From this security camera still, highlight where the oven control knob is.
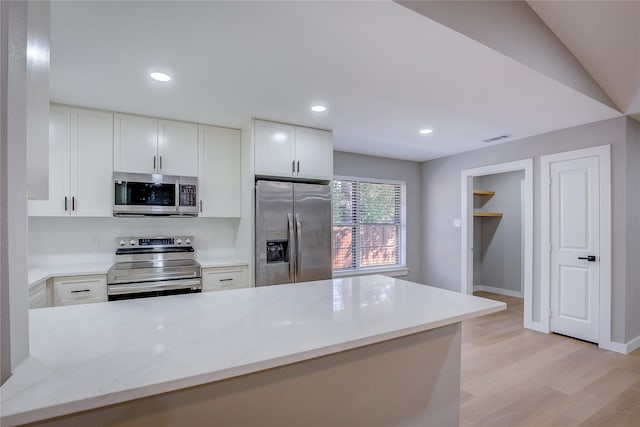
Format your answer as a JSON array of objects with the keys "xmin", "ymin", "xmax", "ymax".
[
  {"xmin": 129, "ymin": 239, "xmax": 136, "ymax": 246},
  {"xmin": 185, "ymin": 238, "xmax": 191, "ymax": 245},
  {"xmin": 176, "ymin": 238, "xmax": 183, "ymax": 245},
  {"xmin": 119, "ymin": 239, "xmax": 126, "ymax": 246}
]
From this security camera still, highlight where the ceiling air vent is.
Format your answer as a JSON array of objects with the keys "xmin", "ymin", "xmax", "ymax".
[{"xmin": 482, "ymin": 134, "xmax": 512, "ymax": 143}]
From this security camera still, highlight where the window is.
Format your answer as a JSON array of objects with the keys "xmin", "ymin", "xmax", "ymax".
[{"xmin": 332, "ymin": 176, "xmax": 406, "ymax": 273}]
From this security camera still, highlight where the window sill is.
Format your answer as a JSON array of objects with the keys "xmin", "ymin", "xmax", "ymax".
[{"xmin": 333, "ymin": 266, "xmax": 409, "ymax": 279}]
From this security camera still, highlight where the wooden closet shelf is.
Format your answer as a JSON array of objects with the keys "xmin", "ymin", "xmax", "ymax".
[
  {"xmin": 473, "ymin": 212, "xmax": 503, "ymax": 217},
  {"xmin": 473, "ymin": 190, "xmax": 496, "ymax": 196}
]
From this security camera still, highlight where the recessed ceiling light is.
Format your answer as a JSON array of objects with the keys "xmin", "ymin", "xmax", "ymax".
[
  {"xmin": 150, "ymin": 72, "xmax": 171, "ymax": 82},
  {"xmin": 311, "ymin": 105, "xmax": 327, "ymax": 112},
  {"xmin": 419, "ymin": 129, "xmax": 433, "ymax": 134}
]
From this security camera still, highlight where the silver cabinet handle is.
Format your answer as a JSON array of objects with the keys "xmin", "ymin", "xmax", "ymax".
[
  {"xmin": 64, "ymin": 196, "xmax": 68, "ymax": 211},
  {"xmin": 72, "ymin": 196, "xmax": 76, "ymax": 211},
  {"xmin": 70, "ymin": 289, "xmax": 90, "ymax": 294},
  {"xmin": 296, "ymin": 160, "xmax": 300, "ymax": 174},
  {"xmin": 160, "ymin": 156, "xmax": 163, "ymax": 170},
  {"xmin": 288, "ymin": 213, "xmax": 294, "ymax": 282},
  {"xmin": 219, "ymin": 278, "xmax": 233, "ymax": 282},
  {"xmin": 295, "ymin": 213, "xmax": 302, "ymax": 281},
  {"xmin": 292, "ymin": 160, "xmax": 296, "ymax": 174},
  {"xmin": 153, "ymin": 156, "xmax": 156, "ymax": 170}
]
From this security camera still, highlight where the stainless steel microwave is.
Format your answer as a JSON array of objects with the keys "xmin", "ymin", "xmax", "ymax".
[{"xmin": 113, "ymin": 172, "xmax": 198, "ymax": 217}]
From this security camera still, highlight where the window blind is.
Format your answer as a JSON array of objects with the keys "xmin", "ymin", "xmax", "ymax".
[{"xmin": 332, "ymin": 178, "xmax": 406, "ymax": 271}]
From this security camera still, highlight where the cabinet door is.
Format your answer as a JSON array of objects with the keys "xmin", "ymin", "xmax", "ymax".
[
  {"xmin": 71, "ymin": 108, "xmax": 114, "ymax": 216},
  {"xmin": 294, "ymin": 127, "xmax": 333, "ymax": 181},
  {"xmin": 158, "ymin": 119, "xmax": 198, "ymax": 176},
  {"xmin": 254, "ymin": 120, "xmax": 295, "ymax": 178},
  {"xmin": 113, "ymin": 113, "xmax": 158, "ymax": 174},
  {"xmin": 53, "ymin": 275, "xmax": 107, "ymax": 306},
  {"xmin": 28, "ymin": 105, "xmax": 71, "ymax": 216},
  {"xmin": 198, "ymin": 125, "xmax": 241, "ymax": 217},
  {"xmin": 202, "ymin": 266, "xmax": 248, "ymax": 292}
]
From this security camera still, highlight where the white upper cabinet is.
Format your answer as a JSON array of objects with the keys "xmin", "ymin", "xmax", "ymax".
[
  {"xmin": 158, "ymin": 119, "xmax": 198, "ymax": 176},
  {"xmin": 198, "ymin": 125, "xmax": 241, "ymax": 217},
  {"xmin": 114, "ymin": 114, "xmax": 198, "ymax": 176},
  {"xmin": 29, "ymin": 105, "xmax": 113, "ymax": 217},
  {"xmin": 294, "ymin": 127, "xmax": 333, "ymax": 181},
  {"xmin": 254, "ymin": 119, "xmax": 332, "ymax": 181},
  {"xmin": 113, "ymin": 114, "xmax": 157, "ymax": 174},
  {"xmin": 29, "ymin": 105, "xmax": 70, "ymax": 216},
  {"xmin": 254, "ymin": 121, "xmax": 296, "ymax": 178},
  {"xmin": 72, "ymin": 108, "xmax": 114, "ymax": 216}
]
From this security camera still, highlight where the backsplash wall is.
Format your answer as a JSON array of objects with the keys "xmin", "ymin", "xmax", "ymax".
[{"xmin": 28, "ymin": 217, "xmax": 244, "ymax": 265}]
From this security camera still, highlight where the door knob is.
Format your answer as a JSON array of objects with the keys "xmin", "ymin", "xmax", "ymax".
[{"xmin": 577, "ymin": 255, "xmax": 597, "ymax": 262}]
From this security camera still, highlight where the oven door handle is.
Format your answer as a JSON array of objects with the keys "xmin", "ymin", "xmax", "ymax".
[{"xmin": 107, "ymin": 279, "xmax": 202, "ymax": 296}]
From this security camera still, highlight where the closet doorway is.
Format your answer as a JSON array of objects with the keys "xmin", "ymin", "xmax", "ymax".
[{"xmin": 461, "ymin": 159, "xmax": 535, "ymax": 329}]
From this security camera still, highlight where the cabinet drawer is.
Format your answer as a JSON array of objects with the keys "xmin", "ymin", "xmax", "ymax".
[
  {"xmin": 53, "ymin": 275, "xmax": 107, "ymax": 306},
  {"xmin": 202, "ymin": 266, "xmax": 248, "ymax": 292}
]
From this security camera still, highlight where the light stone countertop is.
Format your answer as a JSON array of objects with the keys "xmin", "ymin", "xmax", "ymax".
[
  {"xmin": 27, "ymin": 258, "xmax": 249, "ymax": 288},
  {"xmin": 2, "ymin": 275, "xmax": 505, "ymax": 426},
  {"xmin": 28, "ymin": 263, "xmax": 114, "ymax": 288}
]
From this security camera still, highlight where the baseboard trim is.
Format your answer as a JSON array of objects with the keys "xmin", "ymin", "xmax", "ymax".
[
  {"xmin": 624, "ymin": 335, "xmax": 640, "ymax": 354},
  {"xmin": 473, "ymin": 285, "xmax": 523, "ymax": 298},
  {"xmin": 599, "ymin": 340, "xmax": 627, "ymax": 354}
]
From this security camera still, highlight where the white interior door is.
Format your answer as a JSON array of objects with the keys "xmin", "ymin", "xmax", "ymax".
[{"xmin": 549, "ymin": 156, "xmax": 600, "ymax": 343}]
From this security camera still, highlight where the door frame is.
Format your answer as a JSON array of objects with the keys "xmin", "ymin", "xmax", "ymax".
[
  {"xmin": 461, "ymin": 159, "xmax": 534, "ymax": 329},
  {"xmin": 540, "ymin": 145, "xmax": 614, "ymax": 351}
]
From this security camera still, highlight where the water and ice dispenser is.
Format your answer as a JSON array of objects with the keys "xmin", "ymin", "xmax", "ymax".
[{"xmin": 265, "ymin": 230, "xmax": 289, "ymax": 264}]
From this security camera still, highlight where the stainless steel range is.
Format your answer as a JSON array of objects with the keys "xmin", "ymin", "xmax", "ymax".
[{"xmin": 107, "ymin": 236, "xmax": 202, "ymax": 301}]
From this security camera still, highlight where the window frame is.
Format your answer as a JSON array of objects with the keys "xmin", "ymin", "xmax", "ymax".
[{"xmin": 331, "ymin": 175, "xmax": 407, "ymax": 277}]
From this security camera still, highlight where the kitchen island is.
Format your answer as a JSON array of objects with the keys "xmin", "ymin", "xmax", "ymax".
[{"xmin": 1, "ymin": 275, "xmax": 504, "ymax": 426}]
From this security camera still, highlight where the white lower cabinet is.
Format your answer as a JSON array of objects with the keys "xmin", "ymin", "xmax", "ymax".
[
  {"xmin": 29, "ymin": 281, "xmax": 50, "ymax": 309},
  {"xmin": 53, "ymin": 275, "xmax": 107, "ymax": 306},
  {"xmin": 202, "ymin": 266, "xmax": 249, "ymax": 292}
]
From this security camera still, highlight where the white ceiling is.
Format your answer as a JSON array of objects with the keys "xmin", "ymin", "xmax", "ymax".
[
  {"xmin": 49, "ymin": 1, "xmax": 623, "ymax": 162},
  {"xmin": 529, "ymin": 0, "xmax": 640, "ymax": 121}
]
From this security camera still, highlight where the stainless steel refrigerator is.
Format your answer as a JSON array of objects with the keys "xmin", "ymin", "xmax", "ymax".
[{"xmin": 255, "ymin": 180, "xmax": 332, "ymax": 286}]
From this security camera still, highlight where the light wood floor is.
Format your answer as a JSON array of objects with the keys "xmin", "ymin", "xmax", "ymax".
[{"xmin": 461, "ymin": 292, "xmax": 640, "ymax": 427}]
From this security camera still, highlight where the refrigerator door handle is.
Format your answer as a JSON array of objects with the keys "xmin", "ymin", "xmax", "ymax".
[
  {"xmin": 295, "ymin": 213, "xmax": 302, "ymax": 281},
  {"xmin": 288, "ymin": 213, "xmax": 295, "ymax": 282}
]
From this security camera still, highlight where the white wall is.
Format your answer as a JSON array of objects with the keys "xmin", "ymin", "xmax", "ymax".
[
  {"xmin": 421, "ymin": 117, "xmax": 629, "ymax": 343},
  {"xmin": 333, "ymin": 151, "xmax": 422, "ymax": 283},
  {"xmin": 473, "ymin": 170, "xmax": 524, "ymax": 295},
  {"xmin": 626, "ymin": 118, "xmax": 640, "ymax": 343},
  {"xmin": 1, "ymin": 0, "xmax": 30, "ymax": 383},
  {"xmin": 28, "ymin": 217, "xmax": 245, "ymax": 265}
]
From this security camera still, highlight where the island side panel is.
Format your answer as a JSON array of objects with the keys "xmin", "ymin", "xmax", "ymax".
[{"xmin": 26, "ymin": 324, "xmax": 461, "ymax": 427}]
